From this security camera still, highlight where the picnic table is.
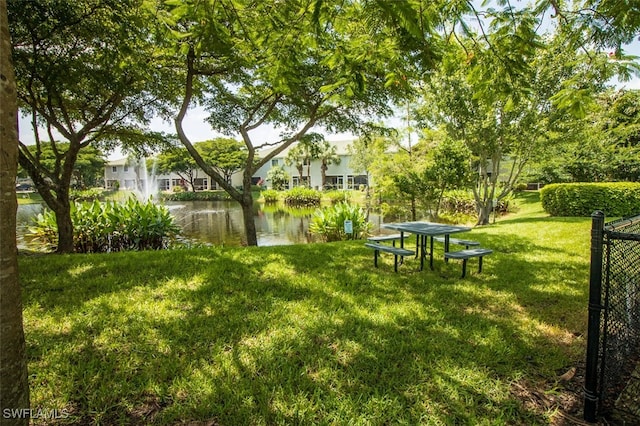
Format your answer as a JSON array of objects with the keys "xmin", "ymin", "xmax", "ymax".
[{"xmin": 382, "ymin": 221, "xmax": 472, "ymax": 271}]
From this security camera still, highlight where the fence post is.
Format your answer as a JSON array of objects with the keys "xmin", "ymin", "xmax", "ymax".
[{"xmin": 584, "ymin": 210, "xmax": 605, "ymax": 422}]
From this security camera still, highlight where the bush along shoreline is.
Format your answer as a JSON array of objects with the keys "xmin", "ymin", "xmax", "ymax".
[{"xmin": 27, "ymin": 198, "xmax": 180, "ymax": 253}]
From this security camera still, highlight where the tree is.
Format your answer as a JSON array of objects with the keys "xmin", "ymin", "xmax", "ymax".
[
  {"xmin": 415, "ymin": 12, "xmax": 626, "ymax": 224},
  {"xmin": 597, "ymin": 90, "xmax": 640, "ymax": 181},
  {"xmin": 22, "ymin": 143, "xmax": 106, "ymax": 190},
  {"xmin": 284, "ymin": 134, "xmax": 324, "ymax": 187},
  {"xmin": 160, "ymin": 0, "xmax": 412, "ymax": 245},
  {"xmin": 426, "ymin": 137, "xmax": 472, "ymax": 219},
  {"xmin": 318, "ymin": 140, "xmax": 341, "ymax": 189},
  {"xmin": 348, "ymin": 134, "xmax": 389, "ymax": 201},
  {"xmin": 9, "ymin": 0, "xmax": 170, "ymax": 252},
  {"xmin": 156, "ymin": 146, "xmax": 199, "ymax": 191},
  {"xmin": 284, "ymin": 143, "xmax": 307, "ymax": 187},
  {"xmin": 266, "ymin": 165, "xmax": 290, "ymax": 191},
  {"xmin": 196, "ymin": 138, "xmax": 248, "ymax": 185},
  {"xmin": 72, "ymin": 145, "xmax": 106, "ymax": 189},
  {"xmin": 0, "ymin": 0, "xmax": 30, "ymax": 421}
]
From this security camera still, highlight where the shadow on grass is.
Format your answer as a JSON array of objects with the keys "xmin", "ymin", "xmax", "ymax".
[{"xmin": 20, "ymin": 233, "xmax": 590, "ymax": 424}]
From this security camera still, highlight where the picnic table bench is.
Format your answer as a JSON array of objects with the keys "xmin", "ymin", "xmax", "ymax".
[
  {"xmin": 444, "ymin": 248, "xmax": 493, "ymax": 278},
  {"xmin": 367, "ymin": 234, "xmax": 407, "ymax": 247},
  {"xmin": 433, "ymin": 236, "xmax": 480, "ymax": 249},
  {"xmin": 364, "ymin": 242, "xmax": 414, "ymax": 272}
]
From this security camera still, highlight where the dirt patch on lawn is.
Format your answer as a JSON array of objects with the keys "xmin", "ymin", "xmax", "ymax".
[{"xmin": 511, "ymin": 360, "xmax": 640, "ymax": 426}]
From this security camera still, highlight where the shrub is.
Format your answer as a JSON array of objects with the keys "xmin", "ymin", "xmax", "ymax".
[
  {"xmin": 324, "ymin": 190, "xmax": 352, "ymax": 204},
  {"xmin": 70, "ymin": 188, "xmax": 105, "ymax": 202},
  {"xmin": 164, "ymin": 190, "xmax": 233, "ymax": 201},
  {"xmin": 514, "ymin": 183, "xmax": 528, "ymax": 192},
  {"xmin": 540, "ymin": 182, "xmax": 640, "ymax": 217},
  {"xmin": 309, "ymin": 202, "xmax": 371, "ymax": 242},
  {"xmin": 28, "ymin": 198, "xmax": 180, "ymax": 253},
  {"xmin": 440, "ymin": 190, "xmax": 477, "ymax": 216},
  {"xmin": 283, "ymin": 187, "xmax": 321, "ymax": 206},
  {"xmin": 261, "ymin": 189, "xmax": 279, "ymax": 203}
]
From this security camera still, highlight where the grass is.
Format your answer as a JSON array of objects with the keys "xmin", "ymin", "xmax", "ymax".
[
  {"xmin": 17, "ymin": 192, "xmax": 44, "ymax": 205},
  {"xmin": 19, "ymin": 192, "xmax": 592, "ymax": 425}
]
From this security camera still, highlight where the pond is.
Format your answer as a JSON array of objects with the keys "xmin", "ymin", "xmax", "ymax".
[{"xmin": 16, "ymin": 200, "xmax": 384, "ymax": 248}]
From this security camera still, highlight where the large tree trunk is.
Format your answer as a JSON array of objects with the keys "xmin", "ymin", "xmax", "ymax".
[
  {"xmin": 53, "ymin": 192, "xmax": 74, "ymax": 253},
  {"xmin": 0, "ymin": 0, "xmax": 31, "ymax": 421},
  {"xmin": 476, "ymin": 202, "xmax": 493, "ymax": 225},
  {"xmin": 240, "ymin": 177, "xmax": 258, "ymax": 246}
]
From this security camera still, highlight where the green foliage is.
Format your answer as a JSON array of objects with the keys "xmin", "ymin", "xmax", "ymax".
[
  {"xmin": 440, "ymin": 190, "xmax": 477, "ymax": 216},
  {"xmin": 196, "ymin": 138, "xmax": 248, "ymax": 183},
  {"xmin": 283, "ymin": 187, "xmax": 321, "ymax": 207},
  {"xmin": 260, "ymin": 189, "xmax": 279, "ymax": 203},
  {"xmin": 155, "ymin": 146, "xmax": 199, "ymax": 190},
  {"xmin": 69, "ymin": 188, "xmax": 106, "ymax": 202},
  {"xmin": 265, "ymin": 165, "xmax": 290, "ymax": 191},
  {"xmin": 540, "ymin": 182, "xmax": 640, "ymax": 216},
  {"xmin": 28, "ymin": 198, "xmax": 180, "ymax": 253},
  {"xmin": 164, "ymin": 190, "xmax": 233, "ymax": 201},
  {"xmin": 324, "ymin": 190, "xmax": 352, "ymax": 204},
  {"xmin": 309, "ymin": 202, "xmax": 371, "ymax": 241}
]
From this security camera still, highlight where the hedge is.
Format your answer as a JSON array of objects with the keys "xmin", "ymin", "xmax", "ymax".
[{"xmin": 540, "ymin": 182, "xmax": 640, "ymax": 217}]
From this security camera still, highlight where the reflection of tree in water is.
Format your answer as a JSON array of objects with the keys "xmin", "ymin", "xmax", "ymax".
[{"xmin": 17, "ymin": 200, "xmax": 382, "ymax": 247}]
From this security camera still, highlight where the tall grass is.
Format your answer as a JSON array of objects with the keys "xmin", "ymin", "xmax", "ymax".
[
  {"xmin": 309, "ymin": 201, "xmax": 371, "ymax": 241},
  {"xmin": 27, "ymin": 198, "xmax": 179, "ymax": 253},
  {"xmin": 20, "ymin": 192, "xmax": 592, "ymax": 424}
]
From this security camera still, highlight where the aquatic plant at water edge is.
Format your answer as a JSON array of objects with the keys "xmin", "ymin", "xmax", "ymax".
[
  {"xmin": 324, "ymin": 190, "xmax": 352, "ymax": 204},
  {"xmin": 261, "ymin": 189, "xmax": 279, "ymax": 203},
  {"xmin": 309, "ymin": 202, "xmax": 371, "ymax": 242},
  {"xmin": 27, "ymin": 198, "xmax": 180, "ymax": 253},
  {"xmin": 284, "ymin": 187, "xmax": 321, "ymax": 206}
]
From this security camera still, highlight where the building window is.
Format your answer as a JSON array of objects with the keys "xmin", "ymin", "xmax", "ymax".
[
  {"xmin": 158, "ymin": 179, "xmax": 170, "ymax": 191},
  {"xmin": 123, "ymin": 165, "xmax": 129, "ymax": 172},
  {"xmin": 292, "ymin": 176, "xmax": 309, "ymax": 187},
  {"xmin": 271, "ymin": 159, "xmax": 279, "ymax": 166},
  {"xmin": 106, "ymin": 180, "xmax": 119, "ymax": 189},
  {"xmin": 124, "ymin": 179, "xmax": 136, "ymax": 190},
  {"xmin": 324, "ymin": 176, "xmax": 344, "ymax": 190},
  {"xmin": 193, "ymin": 178, "xmax": 208, "ymax": 191},
  {"xmin": 171, "ymin": 178, "xmax": 186, "ymax": 189},
  {"xmin": 112, "ymin": 166, "xmax": 117, "ymax": 172},
  {"xmin": 347, "ymin": 175, "xmax": 368, "ymax": 190}
]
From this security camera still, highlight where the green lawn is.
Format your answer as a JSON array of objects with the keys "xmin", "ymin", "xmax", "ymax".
[{"xmin": 19, "ymin": 192, "xmax": 592, "ymax": 425}]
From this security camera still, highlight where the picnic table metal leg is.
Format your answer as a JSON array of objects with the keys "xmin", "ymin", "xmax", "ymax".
[
  {"xmin": 444, "ymin": 234, "xmax": 450, "ymax": 263},
  {"xmin": 398, "ymin": 231, "xmax": 405, "ymax": 266},
  {"xmin": 429, "ymin": 236, "xmax": 435, "ymax": 270},
  {"xmin": 374, "ymin": 249, "xmax": 379, "ymax": 268},
  {"xmin": 419, "ymin": 235, "xmax": 425, "ymax": 271},
  {"xmin": 461, "ymin": 258, "xmax": 467, "ymax": 278},
  {"xmin": 478, "ymin": 256, "xmax": 483, "ymax": 273}
]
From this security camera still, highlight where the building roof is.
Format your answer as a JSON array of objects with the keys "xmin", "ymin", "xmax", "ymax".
[
  {"xmin": 257, "ymin": 138, "xmax": 356, "ymax": 159},
  {"xmin": 107, "ymin": 158, "xmax": 129, "ymax": 166},
  {"xmin": 106, "ymin": 139, "xmax": 358, "ymax": 167}
]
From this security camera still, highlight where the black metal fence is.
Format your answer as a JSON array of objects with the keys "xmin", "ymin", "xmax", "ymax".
[{"xmin": 584, "ymin": 211, "xmax": 640, "ymax": 422}]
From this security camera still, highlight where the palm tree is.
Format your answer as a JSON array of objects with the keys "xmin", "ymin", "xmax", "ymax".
[
  {"xmin": 284, "ymin": 144, "xmax": 306, "ymax": 186},
  {"xmin": 318, "ymin": 141, "xmax": 341, "ymax": 189}
]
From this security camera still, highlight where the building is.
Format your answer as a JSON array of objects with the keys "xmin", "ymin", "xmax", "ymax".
[
  {"xmin": 104, "ymin": 139, "xmax": 369, "ymax": 192},
  {"xmin": 254, "ymin": 139, "xmax": 368, "ymax": 190}
]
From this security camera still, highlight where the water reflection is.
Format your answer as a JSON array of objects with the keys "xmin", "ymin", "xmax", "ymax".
[{"xmin": 17, "ymin": 200, "xmax": 383, "ymax": 248}]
